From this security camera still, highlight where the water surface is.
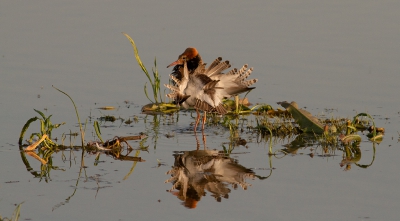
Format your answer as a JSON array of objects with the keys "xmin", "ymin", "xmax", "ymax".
[{"xmin": 1, "ymin": 1, "xmax": 399, "ymax": 220}]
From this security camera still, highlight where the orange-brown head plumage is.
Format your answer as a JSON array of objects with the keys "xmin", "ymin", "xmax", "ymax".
[
  {"xmin": 167, "ymin": 47, "xmax": 203, "ymax": 83},
  {"xmin": 167, "ymin": 47, "xmax": 200, "ymax": 68}
]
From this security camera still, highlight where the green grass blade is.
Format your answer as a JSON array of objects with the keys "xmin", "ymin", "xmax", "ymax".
[
  {"xmin": 122, "ymin": 32, "xmax": 162, "ymax": 104},
  {"xmin": 34, "ymin": 109, "xmax": 46, "ymax": 120},
  {"xmin": 122, "ymin": 32, "xmax": 153, "ymax": 85},
  {"xmin": 264, "ymin": 127, "xmax": 273, "ymax": 155},
  {"xmin": 153, "ymin": 57, "xmax": 162, "ymax": 103},
  {"xmin": 19, "ymin": 117, "xmax": 39, "ymax": 145},
  {"xmin": 44, "ymin": 115, "xmax": 52, "ymax": 127},
  {"xmin": 94, "ymin": 121, "xmax": 104, "ymax": 143},
  {"xmin": 143, "ymin": 82, "xmax": 154, "ymax": 103},
  {"xmin": 52, "ymin": 85, "xmax": 85, "ymax": 147},
  {"xmin": 39, "ymin": 119, "xmax": 45, "ymax": 135},
  {"xmin": 44, "ymin": 115, "xmax": 53, "ymax": 138}
]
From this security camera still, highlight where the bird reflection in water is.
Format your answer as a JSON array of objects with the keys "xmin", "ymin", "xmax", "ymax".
[{"xmin": 165, "ymin": 131, "xmax": 256, "ymax": 209}]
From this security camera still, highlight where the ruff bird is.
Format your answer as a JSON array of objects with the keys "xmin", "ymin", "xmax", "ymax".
[{"xmin": 165, "ymin": 48, "xmax": 257, "ymax": 131}]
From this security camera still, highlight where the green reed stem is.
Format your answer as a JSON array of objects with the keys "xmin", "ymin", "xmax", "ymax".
[
  {"xmin": 52, "ymin": 85, "xmax": 85, "ymax": 147},
  {"xmin": 122, "ymin": 32, "xmax": 162, "ymax": 103}
]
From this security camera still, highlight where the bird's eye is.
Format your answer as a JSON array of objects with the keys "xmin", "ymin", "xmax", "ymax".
[{"xmin": 181, "ymin": 55, "xmax": 187, "ymax": 61}]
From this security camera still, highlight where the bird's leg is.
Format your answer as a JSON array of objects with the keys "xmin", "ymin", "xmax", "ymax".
[
  {"xmin": 201, "ymin": 111, "xmax": 207, "ymax": 131},
  {"xmin": 194, "ymin": 109, "xmax": 201, "ymax": 132},
  {"xmin": 201, "ymin": 129, "xmax": 207, "ymax": 150},
  {"xmin": 194, "ymin": 130, "xmax": 200, "ymax": 150}
]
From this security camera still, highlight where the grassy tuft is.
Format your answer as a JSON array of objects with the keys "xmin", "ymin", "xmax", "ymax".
[{"xmin": 122, "ymin": 32, "xmax": 163, "ymax": 104}]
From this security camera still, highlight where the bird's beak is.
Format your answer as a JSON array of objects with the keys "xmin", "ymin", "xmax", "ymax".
[{"xmin": 167, "ymin": 59, "xmax": 183, "ymax": 68}]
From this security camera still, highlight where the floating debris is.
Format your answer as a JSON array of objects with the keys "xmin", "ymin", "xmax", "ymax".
[
  {"xmin": 97, "ymin": 106, "xmax": 116, "ymax": 110},
  {"xmin": 98, "ymin": 115, "xmax": 117, "ymax": 122},
  {"xmin": 278, "ymin": 101, "xmax": 324, "ymax": 134}
]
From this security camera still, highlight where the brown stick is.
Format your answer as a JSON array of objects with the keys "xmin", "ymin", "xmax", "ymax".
[
  {"xmin": 25, "ymin": 134, "xmax": 48, "ymax": 151},
  {"xmin": 119, "ymin": 134, "xmax": 147, "ymax": 141}
]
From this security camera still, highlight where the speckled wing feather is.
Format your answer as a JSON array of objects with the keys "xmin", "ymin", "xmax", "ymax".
[
  {"xmin": 206, "ymin": 60, "xmax": 231, "ymax": 77},
  {"xmin": 164, "ymin": 84, "xmax": 179, "ymax": 93},
  {"xmin": 205, "ymin": 57, "xmax": 222, "ymax": 73}
]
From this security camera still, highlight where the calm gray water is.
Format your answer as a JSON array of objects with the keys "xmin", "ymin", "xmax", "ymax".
[{"xmin": 1, "ymin": 1, "xmax": 399, "ymax": 220}]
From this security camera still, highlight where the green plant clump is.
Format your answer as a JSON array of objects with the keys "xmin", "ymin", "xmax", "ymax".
[{"xmin": 122, "ymin": 32, "xmax": 163, "ymax": 104}]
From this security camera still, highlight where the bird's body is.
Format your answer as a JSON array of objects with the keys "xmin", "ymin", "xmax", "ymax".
[{"xmin": 165, "ymin": 48, "xmax": 257, "ymax": 131}]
